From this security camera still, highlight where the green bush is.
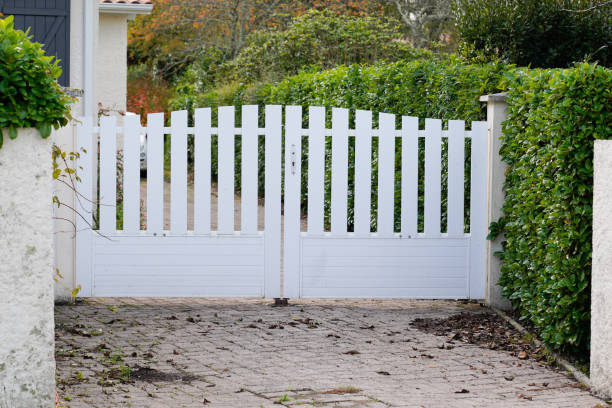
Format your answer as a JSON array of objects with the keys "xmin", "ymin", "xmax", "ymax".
[
  {"xmin": 192, "ymin": 9, "xmax": 429, "ymax": 85},
  {"xmin": 0, "ymin": 16, "xmax": 72, "ymax": 147},
  {"xmin": 496, "ymin": 63, "xmax": 612, "ymax": 356},
  {"xmin": 453, "ymin": 0, "xmax": 612, "ymax": 68}
]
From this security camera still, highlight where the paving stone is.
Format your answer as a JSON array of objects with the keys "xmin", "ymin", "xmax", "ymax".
[{"xmin": 55, "ymin": 299, "xmax": 608, "ymax": 407}]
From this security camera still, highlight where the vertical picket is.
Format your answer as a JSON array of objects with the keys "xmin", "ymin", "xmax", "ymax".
[
  {"xmin": 447, "ymin": 120, "xmax": 465, "ymax": 236},
  {"xmin": 401, "ymin": 116, "xmax": 419, "ymax": 238},
  {"xmin": 469, "ymin": 121, "xmax": 489, "ymax": 299},
  {"xmin": 424, "ymin": 118, "xmax": 442, "ymax": 236},
  {"xmin": 194, "ymin": 108, "xmax": 212, "ymax": 234},
  {"xmin": 75, "ymin": 117, "xmax": 94, "ymax": 296},
  {"xmin": 354, "ymin": 110, "xmax": 372, "ymax": 236},
  {"xmin": 99, "ymin": 115, "xmax": 117, "ymax": 233},
  {"xmin": 307, "ymin": 106, "xmax": 326, "ymax": 235},
  {"xmin": 170, "ymin": 110, "xmax": 188, "ymax": 234},
  {"xmin": 284, "ymin": 106, "xmax": 302, "ymax": 299},
  {"xmin": 122, "ymin": 114, "xmax": 141, "ymax": 233},
  {"xmin": 377, "ymin": 113, "xmax": 396, "ymax": 236},
  {"xmin": 146, "ymin": 113, "xmax": 164, "ymax": 234},
  {"xmin": 264, "ymin": 105, "xmax": 282, "ymax": 298},
  {"xmin": 241, "ymin": 105, "xmax": 259, "ymax": 234},
  {"xmin": 331, "ymin": 108, "xmax": 349, "ymax": 235},
  {"xmin": 217, "ymin": 106, "xmax": 235, "ymax": 234}
]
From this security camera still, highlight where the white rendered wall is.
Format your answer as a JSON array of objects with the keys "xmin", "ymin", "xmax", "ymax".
[
  {"xmin": 96, "ymin": 13, "xmax": 128, "ymax": 116},
  {"xmin": 54, "ymin": 1, "xmax": 99, "ymax": 300},
  {"xmin": 0, "ymin": 129, "xmax": 55, "ymax": 407},
  {"xmin": 591, "ymin": 140, "xmax": 612, "ymax": 400}
]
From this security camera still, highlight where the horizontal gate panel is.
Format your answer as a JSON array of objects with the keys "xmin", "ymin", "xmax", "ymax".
[
  {"xmin": 300, "ymin": 237, "xmax": 469, "ymax": 299},
  {"xmin": 89, "ymin": 233, "xmax": 264, "ymax": 297}
]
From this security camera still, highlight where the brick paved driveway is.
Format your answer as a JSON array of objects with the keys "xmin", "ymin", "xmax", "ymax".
[{"xmin": 55, "ymin": 299, "xmax": 607, "ymax": 408}]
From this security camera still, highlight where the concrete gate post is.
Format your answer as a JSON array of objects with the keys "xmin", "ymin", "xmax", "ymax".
[
  {"xmin": 0, "ymin": 129, "xmax": 56, "ymax": 407},
  {"xmin": 591, "ymin": 140, "xmax": 612, "ymax": 400},
  {"xmin": 480, "ymin": 93, "xmax": 512, "ymax": 311}
]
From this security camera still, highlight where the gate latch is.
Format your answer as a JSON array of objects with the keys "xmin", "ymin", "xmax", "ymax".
[{"xmin": 290, "ymin": 144, "xmax": 297, "ymax": 175}]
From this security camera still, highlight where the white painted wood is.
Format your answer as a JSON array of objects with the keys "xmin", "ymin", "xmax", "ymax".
[
  {"xmin": 241, "ymin": 105, "xmax": 259, "ymax": 234},
  {"xmin": 447, "ymin": 120, "xmax": 465, "ymax": 236},
  {"xmin": 99, "ymin": 115, "xmax": 117, "ymax": 233},
  {"xmin": 194, "ymin": 108, "xmax": 212, "ymax": 234},
  {"xmin": 300, "ymin": 237, "xmax": 469, "ymax": 298},
  {"xmin": 401, "ymin": 116, "xmax": 419, "ymax": 237},
  {"xmin": 217, "ymin": 106, "xmax": 235, "ymax": 234},
  {"xmin": 354, "ymin": 110, "xmax": 372, "ymax": 236},
  {"xmin": 146, "ymin": 113, "xmax": 165, "ymax": 234},
  {"xmin": 90, "ymin": 232, "xmax": 265, "ymax": 297},
  {"xmin": 283, "ymin": 106, "xmax": 302, "ymax": 299},
  {"xmin": 377, "ymin": 112, "xmax": 395, "ymax": 236},
  {"xmin": 469, "ymin": 121, "xmax": 489, "ymax": 299},
  {"xmin": 170, "ymin": 110, "xmax": 188, "ymax": 234},
  {"xmin": 424, "ymin": 118, "xmax": 442, "ymax": 236},
  {"xmin": 75, "ymin": 117, "xmax": 94, "ymax": 296},
  {"xmin": 331, "ymin": 108, "xmax": 349, "ymax": 235},
  {"xmin": 264, "ymin": 105, "xmax": 282, "ymax": 298},
  {"xmin": 122, "ymin": 114, "xmax": 141, "ymax": 233},
  {"xmin": 307, "ymin": 106, "xmax": 326, "ymax": 235}
]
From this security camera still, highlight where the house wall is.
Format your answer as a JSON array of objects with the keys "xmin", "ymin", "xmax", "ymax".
[
  {"xmin": 54, "ymin": 0, "xmax": 99, "ymax": 300},
  {"xmin": 96, "ymin": 13, "xmax": 129, "ymax": 117}
]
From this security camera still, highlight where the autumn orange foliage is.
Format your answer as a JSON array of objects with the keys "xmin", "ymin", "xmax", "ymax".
[{"xmin": 126, "ymin": 70, "xmax": 173, "ymax": 122}]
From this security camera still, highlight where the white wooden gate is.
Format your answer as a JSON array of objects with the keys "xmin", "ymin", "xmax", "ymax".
[{"xmin": 75, "ymin": 105, "xmax": 488, "ymax": 299}]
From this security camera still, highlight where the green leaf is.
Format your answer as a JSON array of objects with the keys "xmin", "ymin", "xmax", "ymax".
[
  {"xmin": 8, "ymin": 127, "xmax": 17, "ymax": 140},
  {"xmin": 39, "ymin": 123, "xmax": 51, "ymax": 138}
]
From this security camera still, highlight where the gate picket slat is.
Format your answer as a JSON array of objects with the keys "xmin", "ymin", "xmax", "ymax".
[
  {"xmin": 218, "ymin": 106, "xmax": 235, "ymax": 234},
  {"xmin": 99, "ymin": 115, "xmax": 117, "ymax": 233},
  {"xmin": 170, "ymin": 110, "xmax": 188, "ymax": 234},
  {"xmin": 331, "ymin": 108, "xmax": 349, "ymax": 235},
  {"xmin": 424, "ymin": 118, "xmax": 442, "ymax": 236},
  {"xmin": 284, "ymin": 106, "xmax": 302, "ymax": 298},
  {"xmin": 307, "ymin": 106, "xmax": 326, "ymax": 235},
  {"xmin": 469, "ymin": 121, "xmax": 488, "ymax": 299},
  {"xmin": 122, "ymin": 114, "xmax": 141, "ymax": 233},
  {"xmin": 264, "ymin": 105, "xmax": 282, "ymax": 298},
  {"xmin": 146, "ymin": 113, "xmax": 165, "ymax": 234},
  {"xmin": 194, "ymin": 108, "xmax": 212, "ymax": 234},
  {"xmin": 354, "ymin": 110, "xmax": 372, "ymax": 236},
  {"xmin": 401, "ymin": 116, "xmax": 419, "ymax": 237},
  {"xmin": 241, "ymin": 105, "xmax": 258, "ymax": 234},
  {"xmin": 377, "ymin": 113, "xmax": 395, "ymax": 236},
  {"xmin": 448, "ymin": 120, "xmax": 465, "ymax": 236}
]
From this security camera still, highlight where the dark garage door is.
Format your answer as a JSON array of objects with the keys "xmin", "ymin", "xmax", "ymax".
[{"xmin": 1, "ymin": 0, "xmax": 70, "ymax": 86}]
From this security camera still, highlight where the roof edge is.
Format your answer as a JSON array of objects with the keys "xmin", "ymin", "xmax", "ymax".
[{"xmin": 99, "ymin": 3, "xmax": 153, "ymax": 15}]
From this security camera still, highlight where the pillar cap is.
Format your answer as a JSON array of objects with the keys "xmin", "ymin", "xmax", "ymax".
[{"xmin": 480, "ymin": 92, "xmax": 507, "ymax": 102}]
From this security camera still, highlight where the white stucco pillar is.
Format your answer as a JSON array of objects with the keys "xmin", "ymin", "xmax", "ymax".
[
  {"xmin": 480, "ymin": 93, "xmax": 512, "ymax": 311},
  {"xmin": 591, "ymin": 140, "xmax": 612, "ymax": 400},
  {"xmin": 0, "ymin": 129, "xmax": 55, "ymax": 407}
]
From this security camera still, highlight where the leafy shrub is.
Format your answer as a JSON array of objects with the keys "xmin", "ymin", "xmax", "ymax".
[
  {"xmin": 0, "ymin": 16, "xmax": 72, "ymax": 147},
  {"xmin": 453, "ymin": 0, "xmax": 612, "ymax": 68},
  {"xmin": 496, "ymin": 63, "xmax": 612, "ymax": 356},
  {"xmin": 127, "ymin": 65, "xmax": 174, "ymax": 120},
  {"xmin": 208, "ymin": 9, "xmax": 429, "ymax": 84}
]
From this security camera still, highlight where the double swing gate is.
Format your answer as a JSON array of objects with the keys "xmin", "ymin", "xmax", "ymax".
[{"xmin": 75, "ymin": 105, "xmax": 489, "ymax": 299}]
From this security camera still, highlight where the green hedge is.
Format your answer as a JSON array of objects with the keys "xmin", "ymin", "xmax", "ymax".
[
  {"xmin": 0, "ymin": 16, "xmax": 71, "ymax": 148},
  {"xmin": 496, "ymin": 63, "xmax": 612, "ymax": 356},
  {"xmin": 172, "ymin": 57, "xmax": 508, "ymax": 230}
]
